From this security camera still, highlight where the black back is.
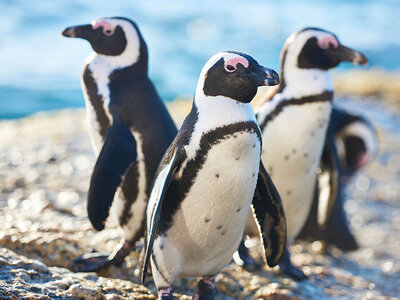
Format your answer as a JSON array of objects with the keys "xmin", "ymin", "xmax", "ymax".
[{"xmin": 82, "ymin": 18, "xmax": 177, "ymax": 233}]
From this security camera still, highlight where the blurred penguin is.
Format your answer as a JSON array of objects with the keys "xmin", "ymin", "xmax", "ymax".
[
  {"xmin": 239, "ymin": 27, "xmax": 368, "ymax": 280},
  {"xmin": 298, "ymin": 106, "xmax": 377, "ymax": 251},
  {"xmin": 62, "ymin": 17, "xmax": 177, "ymax": 271}
]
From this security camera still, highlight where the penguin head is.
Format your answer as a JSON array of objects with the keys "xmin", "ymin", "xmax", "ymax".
[
  {"xmin": 198, "ymin": 51, "xmax": 279, "ymax": 103},
  {"xmin": 62, "ymin": 17, "xmax": 147, "ymax": 65},
  {"xmin": 336, "ymin": 119, "xmax": 377, "ymax": 178},
  {"xmin": 283, "ymin": 27, "xmax": 368, "ymax": 71}
]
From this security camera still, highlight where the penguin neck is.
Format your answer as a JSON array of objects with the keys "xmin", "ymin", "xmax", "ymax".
[
  {"xmin": 194, "ymin": 92, "xmax": 257, "ymax": 131},
  {"xmin": 81, "ymin": 51, "xmax": 148, "ymax": 125},
  {"xmin": 256, "ymin": 66, "xmax": 334, "ymax": 129},
  {"xmin": 279, "ymin": 65, "xmax": 333, "ymax": 99},
  {"xmin": 85, "ymin": 49, "xmax": 148, "ymax": 81},
  {"xmin": 183, "ymin": 93, "xmax": 257, "ymax": 160}
]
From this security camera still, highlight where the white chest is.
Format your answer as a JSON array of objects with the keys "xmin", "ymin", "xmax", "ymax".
[
  {"xmin": 261, "ymin": 102, "xmax": 332, "ymax": 239},
  {"xmin": 171, "ymin": 131, "xmax": 261, "ymax": 275},
  {"xmin": 81, "ymin": 56, "xmax": 115, "ymax": 152},
  {"xmin": 87, "ymin": 61, "xmax": 112, "ymax": 108}
]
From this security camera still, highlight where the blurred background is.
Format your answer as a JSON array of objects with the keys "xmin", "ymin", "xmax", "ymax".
[{"xmin": 0, "ymin": 0, "xmax": 399, "ymax": 118}]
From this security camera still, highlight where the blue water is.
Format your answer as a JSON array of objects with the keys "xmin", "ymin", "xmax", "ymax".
[{"xmin": 0, "ymin": 0, "xmax": 399, "ymax": 119}]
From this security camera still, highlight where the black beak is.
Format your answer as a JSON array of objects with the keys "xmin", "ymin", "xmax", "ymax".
[
  {"xmin": 330, "ymin": 44, "xmax": 368, "ymax": 66},
  {"xmin": 262, "ymin": 66, "xmax": 280, "ymax": 86},
  {"xmin": 246, "ymin": 65, "xmax": 279, "ymax": 87},
  {"xmin": 62, "ymin": 24, "xmax": 93, "ymax": 40}
]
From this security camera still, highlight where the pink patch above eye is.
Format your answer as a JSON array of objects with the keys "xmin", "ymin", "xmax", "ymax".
[
  {"xmin": 92, "ymin": 21, "xmax": 114, "ymax": 34},
  {"xmin": 224, "ymin": 57, "xmax": 249, "ymax": 72},
  {"xmin": 317, "ymin": 36, "xmax": 339, "ymax": 49}
]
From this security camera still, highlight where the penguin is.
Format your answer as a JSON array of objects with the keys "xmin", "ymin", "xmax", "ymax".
[
  {"xmin": 239, "ymin": 27, "xmax": 368, "ymax": 280},
  {"xmin": 62, "ymin": 17, "xmax": 177, "ymax": 271},
  {"xmin": 298, "ymin": 106, "xmax": 377, "ymax": 251},
  {"xmin": 140, "ymin": 51, "xmax": 286, "ymax": 300}
]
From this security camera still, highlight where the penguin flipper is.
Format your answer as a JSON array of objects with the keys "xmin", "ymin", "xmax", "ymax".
[
  {"xmin": 316, "ymin": 137, "xmax": 339, "ymax": 227},
  {"xmin": 251, "ymin": 161, "xmax": 287, "ymax": 267},
  {"xmin": 141, "ymin": 147, "xmax": 182, "ymax": 283},
  {"xmin": 88, "ymin": 113, "xmax": 137, "ymax": 231}
]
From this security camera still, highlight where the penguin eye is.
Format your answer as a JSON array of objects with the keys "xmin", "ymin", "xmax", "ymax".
[
  {"xmin": 225, "ymin": 64, "xmax": 237, "ymax": 73},
  {"xmin": 103, "ymin": 29, "xmax": 114, "ymax": 36}
]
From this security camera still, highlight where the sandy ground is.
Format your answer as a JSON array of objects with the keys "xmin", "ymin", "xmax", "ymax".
[{"xmin": 0, "ymin": 97, "xmax": 399, "ymax": 299}]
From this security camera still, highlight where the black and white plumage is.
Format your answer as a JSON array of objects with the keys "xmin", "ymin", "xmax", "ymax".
[
  {"xmin": 62, "ymin": 17, "xmax": 177, "ymax": 271},
  {"xmin": 298, "ymin": 106, "xmax": 377, "ymax": 251},
  {"xmin": 330, "ymin": 107, "xmax": 377, "ymax": 179},
  {"xmin": 141, "ymin": 52, "xmax": 286, "ymax": 300},
  {"xmin": 242, "ymin": 27, "xmax": 368, "ymax": 279}
]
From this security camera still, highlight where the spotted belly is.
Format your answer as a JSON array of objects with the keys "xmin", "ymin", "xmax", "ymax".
[
  {"xmin": 165, "ymin": 131, "xmax": 261, "ymax": 276},
  {"xmin": 260, "ymin": 102, "xmax": 331, "ymax": 241}
]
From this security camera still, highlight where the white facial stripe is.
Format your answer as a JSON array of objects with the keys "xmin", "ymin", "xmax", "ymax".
[
  {"xmin": 89, "ymin": 18, "xmax": 141, "ymax": 67},
  {"xmin": 284, "ymin": 30, "xmax": 336, "ymax": 70},
  {"xmin": 280, "ymin": 30, "xmax": 335, "ymax": 99}
]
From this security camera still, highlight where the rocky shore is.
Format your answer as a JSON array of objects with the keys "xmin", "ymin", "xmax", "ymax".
[{"xmin": 0, "ymin": 96, "xmax": 399, "ymax": 299}]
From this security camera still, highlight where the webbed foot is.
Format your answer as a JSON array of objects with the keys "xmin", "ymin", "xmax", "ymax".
[
  {"xmin": 193, "ymin": 278, "xmax": 215, "ymax": 300},
  {"xmin": 158, "ymin": 287, "xmax": 174, "ymax": 300},
  {"xmin": 74, "ymin": 240, "xmax": 132, "ymax": 272}
]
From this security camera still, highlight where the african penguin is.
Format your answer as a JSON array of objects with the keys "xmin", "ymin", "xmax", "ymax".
[
  {"xmin": 141, "ymin": 51, "xmax": 286, "ymax": 300},
  {"xmin": 62, "ymin": 17, "xmax": 177, "ymax": 271},
  {"xmin": 298, "ymin": 106, "xmax": 377, "ymax": 251},
  {"xmin": 330, "ymin": 107, "xmax": 377, "ymax": 179},
  {"xmin": 241, "ymin": 27, "xmax": 368, "ymax": 280}
]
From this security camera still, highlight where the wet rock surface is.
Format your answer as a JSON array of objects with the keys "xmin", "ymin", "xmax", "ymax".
[
  {"xmin": 0, "ymin": 247, "xmax": 155, "ymax": 299},
  {"xmin": 0, "ymin": 100, "xmax": 399, "ymax": 299}
]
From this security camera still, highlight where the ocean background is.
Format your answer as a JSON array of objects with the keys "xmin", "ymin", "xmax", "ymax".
[{"xmin": 0, "ymin": 0, "xmax": 399, "ymax": 119}]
